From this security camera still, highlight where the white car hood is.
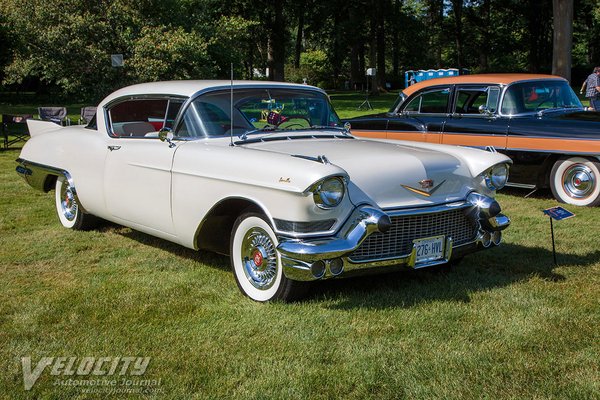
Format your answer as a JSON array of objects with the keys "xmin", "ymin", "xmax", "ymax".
[{"xmin": 242, "ymin": 136, "xmax": 496, "ymax": 208}]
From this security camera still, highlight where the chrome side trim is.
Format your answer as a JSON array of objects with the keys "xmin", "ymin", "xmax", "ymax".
[
  {"xmin": 16, "ymin": 158, "xmax": 66, "ymax": 191},
  {"xmin": 15, "ymin": 158, "xmax": 88, "ymax": 213}
]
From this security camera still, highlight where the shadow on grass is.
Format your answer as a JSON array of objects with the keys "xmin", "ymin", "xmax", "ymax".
[
  {"xmin": 500, "ymin": 186, "xmax": 554, "ymax": 201},
  {"xmin": 310, "ymin": 243, "xmax": 600, "ymax": 309},
  {"xmin": 100, "ymin": 223, "xmax": 600, "ymax": 308},
  {"xmin": 98, "ymin": 223, "xmax": 230, "ymax": 271}
]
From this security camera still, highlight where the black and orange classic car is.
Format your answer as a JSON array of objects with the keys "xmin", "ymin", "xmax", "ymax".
[{"xmin": 348, "ymin": 74, "xmax": 600, "ymax": 206}]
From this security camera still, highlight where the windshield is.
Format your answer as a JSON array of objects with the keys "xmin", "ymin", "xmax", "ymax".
[
  {"xmin": 501, "ymin": 80, "xmax": 582, "ymax": 115},
  {"xmin": 175, "ymin": 88, "xmax": 342, "ymax": 138}
]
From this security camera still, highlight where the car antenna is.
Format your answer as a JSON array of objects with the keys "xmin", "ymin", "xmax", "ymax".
[{"xmin": 229, "ymin": 63, "xmax": 234, "ymax": 147}]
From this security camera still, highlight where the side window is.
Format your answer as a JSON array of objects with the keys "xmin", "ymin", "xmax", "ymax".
[
  {"xmin": 403, "ymin": 88, "xmax": 450, "ymax": 114},
  {"xmin": 454, "ymin": 86, "xmax": 501, "ymax": 115},
  {"xmin": 108, "ymin": 99, "xmax": 168, "ymax": 138}
]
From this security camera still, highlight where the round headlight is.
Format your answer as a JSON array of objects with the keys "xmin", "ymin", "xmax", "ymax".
[
  {"xmin": 313, "ymin": 177, "xmax": 345, "ymax": 208},
  {"xmin": 485, "ymin": 163, "xmax": 509, "ymax": 190}
]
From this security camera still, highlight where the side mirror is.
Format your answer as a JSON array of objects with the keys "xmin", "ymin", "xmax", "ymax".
[
  {"xmin": 158, "ymin": 128, "xmax": 176, "ymax": 148},
  {"xmin": 478, "ymin": 105, "xmax": 494, "ymax": 117}
]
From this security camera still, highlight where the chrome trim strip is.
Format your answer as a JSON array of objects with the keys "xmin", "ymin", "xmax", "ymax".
[
  {"xmin": 384, "ymin": 201, "xmax": 470, "ymax": 216},
  {"xmin": 506, "ymin": 182, "xmax": 536, "ymax": 189},
  {"xmin": 15, "ymin": 158, "xmax": 88, "ymax": 213}
]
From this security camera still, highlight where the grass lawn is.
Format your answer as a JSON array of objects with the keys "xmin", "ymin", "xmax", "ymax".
[{"xmin": 0, "ymin": 92, "xmax": 599, "ymax": 399}]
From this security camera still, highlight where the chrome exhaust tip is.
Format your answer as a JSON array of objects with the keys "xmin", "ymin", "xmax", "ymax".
[
  {"xmin": 329, "ymin": 258, "xmax": 344, "ymax": 276},
  {"xmin": 492, "ymin": 230, "xmax": 502, "ymax": 246},
  {"xmin": 481, "ymin": 231, "xmax": 492, "ymax": 248},
  {"xmin": 310, "ymin": 261, "xmax": 326, "ymax": 279}
]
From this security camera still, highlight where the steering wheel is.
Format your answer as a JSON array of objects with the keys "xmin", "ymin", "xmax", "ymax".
[
  {"xmin": 277, "ymin": 116, "xmax": 311, "ymax": 129},
  {"xmin": 535, "ymin": 99, "xmax": 554, "ymax": 109}
]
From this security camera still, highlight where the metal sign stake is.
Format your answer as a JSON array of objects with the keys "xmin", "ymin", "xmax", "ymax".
[{"xmin": 542, "ymin": 206, "xmax": 575, "ymax": 267}]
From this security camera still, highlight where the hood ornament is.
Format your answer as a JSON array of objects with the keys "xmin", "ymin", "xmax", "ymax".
[{"xmin": 402, "ymin": 179, "xmax": 446, "ymax": 197}]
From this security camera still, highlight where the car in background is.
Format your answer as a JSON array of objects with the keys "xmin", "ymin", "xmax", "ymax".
[
  {"xmin": 347, "ymin": 74, "xmax": 600, "ymax": 206},
  {"xmin": 17, "ymin": 80, "xmax": 510, "ymax": 302}
]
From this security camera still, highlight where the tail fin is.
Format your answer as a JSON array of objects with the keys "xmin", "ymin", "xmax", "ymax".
[{"xmin": 27, "ymin": 119, "xmax": 63, "ymax": 138}]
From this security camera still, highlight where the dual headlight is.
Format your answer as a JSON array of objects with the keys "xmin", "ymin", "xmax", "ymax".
[
  {"xmin": 484, "ymin": 163, "xmax": 509, "ymax": 190},
  {"xmin": 312, "ymin": 176, "xmax": 346, "ymax": 209}
]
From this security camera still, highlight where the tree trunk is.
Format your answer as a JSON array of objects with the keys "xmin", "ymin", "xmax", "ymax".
[
  {"xmin": 392, "ymin": 0, "xmax": 402, "ymax": 79},
  {"xmin": 267, "ymin": 2, "xmax": 286, "ymax": 81},
  {"xmin": 376, "ymin": 1, "xmax": 386, "ymax": 91},
  {"xmin": 478, "ymin": 0, "xmax": 490, "ymax": 71},
  {"xmin": 552, "ymin": 0, "xmax": 573, "ymax": 82},
  {"xmin": 294, "ymin": 2, "xmax": 305, "ymax": 69},
  {"xmin": 451, "ymin": 0, "xmax": 463, "ymax": 69}
]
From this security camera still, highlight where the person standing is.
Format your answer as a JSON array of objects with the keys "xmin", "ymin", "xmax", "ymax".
[{"xmin": 580, "ymin": 67, "xmax": 600, "ymax": 110}]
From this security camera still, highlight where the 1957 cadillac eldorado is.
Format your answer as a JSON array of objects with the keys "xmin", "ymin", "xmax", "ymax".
[{"xmin": 17, "ymin": 81, "xmax": 510, "ymax": 302}]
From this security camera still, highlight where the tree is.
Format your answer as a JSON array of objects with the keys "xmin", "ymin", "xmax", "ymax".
[{"xmin": 552, "ymin": 0, "xmax": 574, "ymax": 81}]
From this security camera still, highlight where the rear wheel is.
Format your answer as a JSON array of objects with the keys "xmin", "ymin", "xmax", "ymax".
[
  {"xmin": 550, "ymin": 157, "xmax": 600, "ymax": 207},
  {"xmin": 230, "ymin": 213, "xmax": 309, "ymax": 302},
  {"xmin": 55, "ymin": 176, "xmax": 98, "ymax": 230}
]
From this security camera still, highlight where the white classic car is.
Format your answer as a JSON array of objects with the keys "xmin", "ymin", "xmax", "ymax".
[{"xmin": 17, "ymin": 81, "xmax": 511, "ymax": 302}]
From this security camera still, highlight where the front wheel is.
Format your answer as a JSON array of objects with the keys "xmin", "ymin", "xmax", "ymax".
[
  {"xmin": 550, "ymin": 157, "xmax": 600, "ymax": 207},
  {"xmin": 55, "ymin": 176, "xmax": 98, "ymax": 230},
  {"xmin": 230, "ymin": 213, "xmax": 309, "ymax": 302}
]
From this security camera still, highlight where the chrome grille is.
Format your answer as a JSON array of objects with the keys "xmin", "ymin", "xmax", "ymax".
[{"xmin": 349, "ymin": 208, "xmax": 478, "ymax": 262}]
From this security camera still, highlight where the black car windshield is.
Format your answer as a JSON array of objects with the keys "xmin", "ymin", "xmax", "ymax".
[
  {"xmin": 175, "ymin": 87, "xmax": 342, "ymax": 139},
  {"xmin": 501, "ymin": 80, "xmax": 582, "ymax": 115}
]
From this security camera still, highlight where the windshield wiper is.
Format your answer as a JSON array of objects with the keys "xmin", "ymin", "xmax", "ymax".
[
  {"xmin": 238, "ymin": 125, "xmax": 277, "ymax": 141},
  {"xmin": 537, "ymin": 106, "xmax": 583, "ymax": 116},
  {"xmin": 310, "ymin": 125, "xmax": 352, "ymax": 135}
]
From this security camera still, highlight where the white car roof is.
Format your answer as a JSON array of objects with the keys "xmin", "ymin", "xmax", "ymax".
[{"xmin": 101, "ymin": 80, "xmax": 323, "ymax": 106}]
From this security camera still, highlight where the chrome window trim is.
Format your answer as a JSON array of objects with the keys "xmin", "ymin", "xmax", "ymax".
[
  {"xmin": 451, "ymin": 84, "xmax": 502, "ymax": 117},
  {"xmin": 103, "ymin": 95, "xmax": 189, "ymax": 139}
]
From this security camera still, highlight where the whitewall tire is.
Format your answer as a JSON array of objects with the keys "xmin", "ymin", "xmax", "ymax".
[
  {"xmin": 55, "ymin": 176, "xmax": 98, "ymax": 230},
  {"xmin": 230, "ymin": 213, "xmax": 308, "ymax": 302},
  {"xmin": 550, "ymin": 157, "xmax": 600, "ymax": 207}
]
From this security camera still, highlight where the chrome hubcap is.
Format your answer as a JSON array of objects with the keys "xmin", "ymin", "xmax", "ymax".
[
  {"xmin": 241, "ymin": 227, "xmax": 278, "ymax": 290},
  {"xmin": 60, "ymin": 182, "xmax": 78, "ymax": 221},
  {"xmin": 563, "ymin": 164, "xmax": 595, "ymax": 199}
]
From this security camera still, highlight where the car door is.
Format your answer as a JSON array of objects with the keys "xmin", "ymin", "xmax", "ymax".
[
  {"xmin": 103, "ymin": 97, "xmax": 184, "ymax": 236},
  {"xmin": 442, "ymin": 85, "xmax": 509, "ymax": 150},
  {"xmin": 388, "ymin": 86, "xmax": 452, "ymax": 143}
]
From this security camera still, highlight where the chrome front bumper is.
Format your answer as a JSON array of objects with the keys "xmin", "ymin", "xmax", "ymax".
[{"xmin": 277, "ymin": 195, "xmax": 510, "ymax": 282}]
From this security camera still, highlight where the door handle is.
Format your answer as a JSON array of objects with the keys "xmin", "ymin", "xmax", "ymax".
[{"xmin": 108, "ymin": 145, "xmax": 121, "ymax": 151}]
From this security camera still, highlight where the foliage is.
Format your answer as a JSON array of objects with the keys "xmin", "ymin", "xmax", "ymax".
[
  {"xmin": 128, "ymin": 26, "xmax": 212, "ymax": 82},
  {"xmin": 286, "ymin": 50, "xmax": 332, "ymax": 86},
  {"xmin": 1, "ymin": 0, "xmax": 600, "ymax": 97}
]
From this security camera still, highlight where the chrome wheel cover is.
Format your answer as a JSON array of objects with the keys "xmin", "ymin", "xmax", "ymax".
[
  {"xmin": 562, "ymin": 164, "xmax": 595, "ymax": 199},
  {"xmin": 240, "ymin": 227, "xmax": 278, "ymax": 290},
  {"xmin": 60, "ymin": 181, "xmax": 78, "ymax": 221}
]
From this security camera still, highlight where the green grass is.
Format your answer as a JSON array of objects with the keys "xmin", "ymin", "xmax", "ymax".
[{"xmin": 0, "ymin": 94, "xmax": 599, "ymax": 399}]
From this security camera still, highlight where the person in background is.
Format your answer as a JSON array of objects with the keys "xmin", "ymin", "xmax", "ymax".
[{"xmin": 580, "ymin": 67, "xmax": 600, "ymax": 110}]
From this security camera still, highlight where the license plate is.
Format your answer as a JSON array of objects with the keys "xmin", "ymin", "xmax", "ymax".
[{"xmin": 413, "ymin": 236, "xmax": 445, "ymax": 264}]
